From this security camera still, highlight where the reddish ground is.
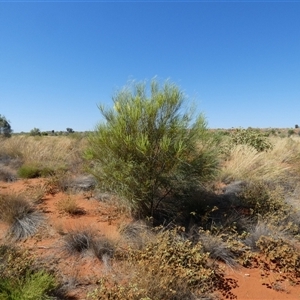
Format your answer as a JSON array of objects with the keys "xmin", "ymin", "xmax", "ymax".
[{"xmin": 1, "ymin": 179, "xmax": 300, "ymax": 300}]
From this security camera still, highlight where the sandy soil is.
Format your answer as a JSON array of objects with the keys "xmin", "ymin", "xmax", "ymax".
[{"xmin": 1, "ymin": 179, "xmax": 300, "ymax": 300}]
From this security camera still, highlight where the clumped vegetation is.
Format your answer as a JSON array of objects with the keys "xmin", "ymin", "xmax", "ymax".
[
  {"xmin": 57, "ymin": 196, "xmax": 84, "ymax": 215},
  {"xmin": 89, "ymin": 227, "xmax": 237, "ymax": 300},
  {"xmin": 2, "ymin": 81, "xmax": 300, "ymax": 299},
  {"xmin": 0, "ymin": 135, "xmax": 86, "ymax": 176},
  {"xmin": 0, "ymin": 193, "xmax": 44, "ymax": 240},
  {"xmin": 62, "ymin": 227, "xmax": 116, "ymax": 263},
  {"xmin": 229, "ymin": 127, "xmax": 273, "ymax": 152},
  {"xmin": 86, "ymin": 80, "xmax": 219, "ymax": 219},
  {"xmin": 0, "ymin": 245, "xmax": 57, "ymax": 299}
]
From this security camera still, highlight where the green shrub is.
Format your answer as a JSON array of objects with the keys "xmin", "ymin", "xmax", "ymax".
[
  {"xmin": 0, "ymin": 245, "xmax": 57, "ymax": 300},
  {"xmin": 18, "ymin": 165, "xmax": 54, "ymax": 179},
  {"xmin": 18, "ymin": 165, "xmax": 41, "ymax": 178},
  {"xmin": 288, "ymin": 129, "xmax": 295, "ymax": 136},
  {"xmin": 88, "ymin": 227, "xmax": 236, "ymax": 300},
  {"xmin": 0, "ymin": 271, "xmax": 56, "ymax": 300},
  {"xmin": 86, "ymin": 80, "xmax": 219, "ymax": 218},
  {"xmin": 29, "ymin": 128, "xmax": 41, "ymax": 137},
  {"xmin": 230, "ymin": 128, "xmax": 273, "ymax": 152}
]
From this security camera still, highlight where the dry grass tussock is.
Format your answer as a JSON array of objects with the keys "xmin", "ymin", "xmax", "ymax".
[
  {"xmin": 0, "ymin": 193, "xmax": 44, "ymax": 240},
  {"xmin": 0, "ymin": 135, "xmax": 86, "ymax": 173},
  {"xmin": 219, "ymin": 139, "xmax": 296, "ymax": 183}
]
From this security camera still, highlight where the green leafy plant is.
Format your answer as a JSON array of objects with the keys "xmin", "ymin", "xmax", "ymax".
[
  {"xmin": 0, "ymin": 270, "xmax": 56, "ymax": 300},
  {"xmin": 288, "ymin": 129, "xmax": 295, "ymax": 137},
  {"xmin": 86, "ymin": 79, "xmax": 219, "ymax": 218},
  {"xmin": 0, "ymin": 245, "xmax": 57, "ymax": 300},
  {"xmin": 230, "ymin": 128, "xmax": 273, "ymax": 152},
  {"xmin": 18, "ymin": 165, "xmax": 55, "ymax": 179},
  {"xmin": 18, "ymin": 165, "xmax": 41, "ymax": 178},
  {"xmin": 29, "ymin": 128, "xmax": 41, "ymax": 137}
]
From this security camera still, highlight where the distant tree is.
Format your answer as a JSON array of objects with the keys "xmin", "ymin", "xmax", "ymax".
[
  {"xmin": 0, "ymin": 114, "xmax": 12, "ymax": 137},
  {"xmin": 66, "ymin": 128, "xmax": 74, "ymax": 133},
  {"xmin": 295, "ymin": 124, "xmax": 299, "ymax": 129},
  {"xmin": 288, "ymin": 129, "xmax": 295, "ymax": 137},
  {"xmin": 29, "ymin": 128, "xmax": 41, "ymax": 136}
]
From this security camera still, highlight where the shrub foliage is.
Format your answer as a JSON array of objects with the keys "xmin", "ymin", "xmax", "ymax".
[
  {"xmin": 89, "ymin": 227, "xmax": 236, "ymax": 299},
  {"xmin": 230, "ymin": 128, "xmax": 273, "ymax": 152},
  {"xmin": 86, "ymin": 80, "xmax": 218, "ymax": 218}
]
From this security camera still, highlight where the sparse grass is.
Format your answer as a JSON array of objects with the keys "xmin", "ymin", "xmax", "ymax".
[
  {"xmin": 62, "ymin": 227, "xmax": 116, "ymax": 265},
  {"xmin": 0, "ymin": 167, "xmax": 16, "ymax": 182},
  {"xmin": 24, "ymin": 183, "xmax": 47, "ymax": 204},
  {"xmin": 0, "ymin": 193, "xmax": 44, "ymax": 240},
  {"xmin": 91, "ymin": 237, "xmax": 115, "ymax": 261},
  {"xmin": 0, "ymin": 135, "xmax": 86, "ymax": 175},
  {"xmin": 119, "ymin": 221, "xmax": 153, "ymax": 249},
  {"xmin": 62, "ymin": 227, "xmax": 95, "ymax": 254},
  {"xmin": 56, "ymin": 196, "xmax": 84, "ymax": 215},
  {"xmin": 243, "ymin": 221, "xmax": 288, "ymax": 251},
  {"xmin": 197, "ymin": 230, "xmax": 238, "ymax": 268}
]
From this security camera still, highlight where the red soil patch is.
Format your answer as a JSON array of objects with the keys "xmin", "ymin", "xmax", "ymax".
[
  {"xmin": 1, "ymin": 179, "xmax": 300, "ymax": 299},
  {"xmin": 225, "ymin": 266, "xmax": 300, "ymax": 299}
]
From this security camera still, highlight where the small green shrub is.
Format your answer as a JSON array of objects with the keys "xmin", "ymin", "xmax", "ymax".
[
  {"xmin": 86, "ymin": 79, "xmax": 219, "ymax": 218},
  {"xmin": 0, "ymin": 270, "xmax": 56, "ymax": 300},
  {"xmin": 230, "ymin": 128, "xmax": 273, "ymax": 152},
  {"xmin": 288, "ymin": 129, "xmax": 295, "ymax": 136},
  {"xmin": 0, "ymin": 245, "xmax": 57, "ymax": 300},
  {"xmin": 18, "ymin": 165, "xmax": 55, "ymax": 179},
  {"xmin": 18, "ymin": 165, "xmax": 41, "ymax": 178},
  {"xmin": 29, "ymin": 128, "xmax": 41, "ymax": 137}
]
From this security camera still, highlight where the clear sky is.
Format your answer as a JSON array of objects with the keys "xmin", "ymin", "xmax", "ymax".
[{"xmin": 1, "ymin": 1, "xmax": 300, "ymax": 133}]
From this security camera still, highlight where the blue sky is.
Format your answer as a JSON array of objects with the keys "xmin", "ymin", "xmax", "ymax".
[{"xmin": 0, "ymin": 1, "xmax": 299, "ymax": 132}]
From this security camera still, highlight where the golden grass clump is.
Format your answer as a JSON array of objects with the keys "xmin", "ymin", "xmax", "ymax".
[
  {"xmin": 0, "ymin": 135, "xmax": 87, "ymax": 174},
  {"xmin": 56, "ymin": 196, "xmax": 83, "ymax": 215},
  {"xmin": 219, "ymin": 143, "xmax": 291, "ymax": 183}
]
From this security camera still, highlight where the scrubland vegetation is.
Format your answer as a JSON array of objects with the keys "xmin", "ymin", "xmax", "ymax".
[{"xmin": 1, "ymin": 81, "xmax": 300, "ymax": 299}]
